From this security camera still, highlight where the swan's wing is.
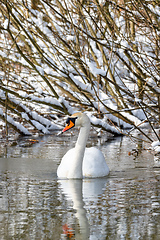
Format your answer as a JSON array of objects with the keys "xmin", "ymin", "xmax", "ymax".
[{"xmin": 83, "ymin": 147, "xmax": 109, "ymax": 178}]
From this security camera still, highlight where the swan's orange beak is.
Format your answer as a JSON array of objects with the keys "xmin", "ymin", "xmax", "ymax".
[{"xmin": 62, "ymin": 120, "xmax": 75, "ymax": 133}]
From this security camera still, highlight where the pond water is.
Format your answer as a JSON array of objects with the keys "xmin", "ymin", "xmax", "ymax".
[{"xmin": 0, "ymin": 130, "xmax": 160, "ymax": 240}]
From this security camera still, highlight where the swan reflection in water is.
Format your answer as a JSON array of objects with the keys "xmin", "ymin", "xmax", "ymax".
[{"xmin": 58, "ymin": 178, "xmax": 108, "ymax": 239}]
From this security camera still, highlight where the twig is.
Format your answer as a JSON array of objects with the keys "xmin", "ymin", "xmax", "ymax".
[{"xmin": 138, "ymin": 101, "xmax": 160, "ymax": 141}]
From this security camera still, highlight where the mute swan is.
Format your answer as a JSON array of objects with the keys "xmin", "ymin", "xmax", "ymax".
[{"xmin": 57, "ymin": 112, "xmax": 109, "ymax": 179}]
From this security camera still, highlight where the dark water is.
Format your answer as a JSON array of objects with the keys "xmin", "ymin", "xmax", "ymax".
[{"xmin": 0, "ymin": 132, "xmax": 160, "ymax": 239}]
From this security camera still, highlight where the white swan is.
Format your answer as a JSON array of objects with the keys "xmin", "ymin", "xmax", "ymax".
[{"xmin": 57, "ymin": 112, "xmax": 109, "ymax": 179}]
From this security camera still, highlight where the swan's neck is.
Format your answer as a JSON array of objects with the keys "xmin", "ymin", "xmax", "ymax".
[
  {"xmin": 68, "ymin": 121, "xmax": 90, "ymax": 179},
  {"xmin": 75, "ymin": 124, "xmax": 90, "ymax": 151}
]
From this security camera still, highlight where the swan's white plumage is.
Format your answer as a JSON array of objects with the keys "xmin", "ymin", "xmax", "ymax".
[
  {"xmin": 57, "ymin": 112, "xmax": 109, "ymax": 179},
  {"xmin": 57, "ymin": 147, "xmax": 109, "ymax": 178}
]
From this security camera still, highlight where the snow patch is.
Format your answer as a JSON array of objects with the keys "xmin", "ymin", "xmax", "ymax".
[
  {"xmin": 151, "ymin": 141, "xmax": 160, "ymax": 154},
  {"xmin": 36, "ymin": 66, "xmax": 44, "ymax": 75},
  {"xmin": 86, "ymin": 61, "xmax": 106, "ymax": 77},
  {"xmin": 21, "ymin": 112, "xmax": 29, "ymax": 121},
  {"xmin": 31, "ymin": 120, "xmax": 49, "ymax": 134}
]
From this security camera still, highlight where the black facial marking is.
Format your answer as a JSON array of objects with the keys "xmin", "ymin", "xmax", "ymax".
[
  {"xmin": 66, "ymin": 117, "xmax": 78, "ymax": 125},
  {"xmin": 66, "ymin": 118, "xmax": 70, "ymax": 124}
]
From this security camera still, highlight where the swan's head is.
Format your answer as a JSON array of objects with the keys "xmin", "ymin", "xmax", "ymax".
[{"xmin": 62, "ymin": 112, "xmax": 90, "ymax": 133}]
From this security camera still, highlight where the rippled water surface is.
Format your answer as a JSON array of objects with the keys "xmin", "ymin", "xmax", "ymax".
[{"xmin": 0, "ymin": 132, "xmax": 160, "ymax": 239}]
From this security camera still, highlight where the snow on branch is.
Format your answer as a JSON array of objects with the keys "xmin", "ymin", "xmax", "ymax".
[
  {"xmin": 0, "ymin": 108, "xmax": 31, "ymax": 135},
  {"xmin": 0, "ymin": 0, "xmax": 159, "ymax": 141},
  {"xmin": 89, "ymin": 114, "xmax": 121, "ymax": 135}
]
